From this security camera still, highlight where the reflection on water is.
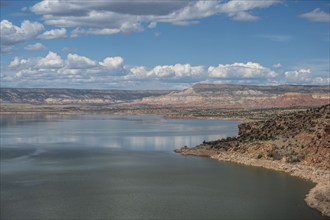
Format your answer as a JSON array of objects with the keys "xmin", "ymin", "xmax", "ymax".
[
  {"xmin": 0, "ymin": 114, "xmax": 238, "ymax": 152},
  {"xmin": 0, "ymin": 115, "xmax": 327, "ymax": 220}
]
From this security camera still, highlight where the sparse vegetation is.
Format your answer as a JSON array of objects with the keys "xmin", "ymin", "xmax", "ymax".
[
  {"xmin": 176, "ymin": 104, "xmax": 330, "ymax": 217},
  {"xmin": 181, "ymin": 104, "xmax": 330, "ymax": 170}
]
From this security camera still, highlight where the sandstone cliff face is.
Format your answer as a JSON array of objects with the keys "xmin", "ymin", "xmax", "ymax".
[
  {"xmin": 199, "ymin": 105, "xmax": 330, "ymax": 170},
  {"xmin": 137, "ymin": 84, "xmax": 330, "ymax": 109}
]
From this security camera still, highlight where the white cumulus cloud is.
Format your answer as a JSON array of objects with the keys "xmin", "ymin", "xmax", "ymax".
[
  {"xmin": 283, "ymin": 68, "xmax": 329, "ymax": 85},
  {"xmin": 217, "ymin": 0, "xmax": 281, "ymax": 21},
  {"xmin": 38, "ymin": 28, "xmax": 67, "ymax": 39},
  {"xmin": 126, "ymin": 64, "xmax": 205, "ymax": 82},
  {"xmin": 284, "ymin": 68, "xmax": 311, "ymax": 81},
  {"xmin": 312, "ymin": 77, "xmax": 330, "ymax": 85},
  {"xmin": 0, "ymin": 20, "xmax": 44, "ymax": 52},
  {"xmin": 6, "ymin": 51, "xmax": 126, "ymax": 87},
  {"xmin": 30, "ymin": 0, "xmax": 281, "ymax": 37},
  {"xmin": 6, "ymin": 52, "xmax": 328, "ymax": 89},
  {"xmin": 37, "ymin": 51, "xmax": 64, "ymax": 69},
  {"xmin": 208, "ymin": 62, "xmax": 278, "ymax": 79},
  {"xmin": 24, "ymin": 42, "xmax": 46, "ymax": 51},
  {"xmin": 301, "ymin": 8, "xmax": 330, "ymax": 22},
  {"xmin": 66, "ymin": 53, "xmax": 97, "ymax": 69},
  {"xmin": 9, "ymin": 57, "xmax": 30, "ymax": 68},
  {"xmin": 99, "ymin": 57, "xmax": 124, "ymax": 69}
]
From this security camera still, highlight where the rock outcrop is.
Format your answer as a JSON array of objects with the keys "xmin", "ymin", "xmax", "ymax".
[
  {"xmin": 202, "ymin": 104, "xmax": 330, "ymax": 169},
  {"xmin": 176, "ymin": 104, "xmax": 330, "ymax": 216}
]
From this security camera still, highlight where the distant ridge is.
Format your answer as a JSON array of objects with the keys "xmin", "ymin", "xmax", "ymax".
[
  {"xmin": 138, "ymin": 84, "xmax": 330, "ymax": 109},
  {"xmin": 1, "ymin": 84, "xmax": 329, "ymax": 108},
  {"xmin": 0, "ymin": 88, "xmax": 175, "ymax": 105}
]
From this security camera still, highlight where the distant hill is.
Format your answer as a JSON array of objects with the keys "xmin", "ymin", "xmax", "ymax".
[
  {"xmin": 0, "ymin": 88, "xmax": 175, "ymax": 105},
  {"xmin": 137, "ymin": 84, "xmax": 330, "ymax": 108},
  {"xmin": 1, "ymin": 85, "xmax": 329, "ymax": 109}
]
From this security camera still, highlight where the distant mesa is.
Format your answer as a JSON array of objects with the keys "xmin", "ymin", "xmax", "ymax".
[
  {"xmin": 136, "ymin": 84, "xmax": 330, "ymax": 109},
  {"xmin": 0, "ymin": 88, "xmax": 175, "ymax": 105},
  {"xmin": 0, "ymin": 84, "xmax": 329, "ymax": 109}
]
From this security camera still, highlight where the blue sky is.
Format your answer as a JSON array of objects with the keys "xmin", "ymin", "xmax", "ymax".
[{"xmin": 1, "ymin": 0, "xmax": 329, "ymax": 89}]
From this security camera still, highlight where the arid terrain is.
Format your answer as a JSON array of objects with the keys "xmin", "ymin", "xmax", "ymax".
[
  {"xmin": 1, "ymin": 84, "xmax": 329, "ymax": 121},
  {"xmin": 1, "ymin": 84, "xmax": 329, "ymax": 108},
  {"xmin": 1, "ymin": 84, "xmax": 329, "ymax": 216},
  {"xmin": 176, "ymin": 104, "xmax": 330, "ymax": 216},
  {"xmin": 136, "ymin": 84, "xmax": 329, "ymax": 108},
  {"xmin": 0, "ymin": 88, "xmax": 175, "ymax": 105}
]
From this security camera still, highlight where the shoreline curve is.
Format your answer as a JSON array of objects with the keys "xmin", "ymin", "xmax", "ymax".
[{"xmin": 175, "ymin": 147, "xmax": 330, "ymax": 217}]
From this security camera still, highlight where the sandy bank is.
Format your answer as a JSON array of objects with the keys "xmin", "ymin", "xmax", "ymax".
[{"xmin": 176, "ymin": 148, "xmax": 330, "ymax": 217}]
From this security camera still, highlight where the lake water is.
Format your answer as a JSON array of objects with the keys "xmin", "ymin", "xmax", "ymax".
[{"xmin": 0, "ymin": 114, "xmax": 327, "ymax": 219}]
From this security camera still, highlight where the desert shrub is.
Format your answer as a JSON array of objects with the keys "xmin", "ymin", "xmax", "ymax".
[{"xmin": 268, "ymin": 151, "xmax": 282, "ymax": 160}]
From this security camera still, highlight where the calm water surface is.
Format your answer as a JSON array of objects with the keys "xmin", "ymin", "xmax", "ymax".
[{"xmin": 0, "ymin": 114, "xmax": 327, "ymax": 219}]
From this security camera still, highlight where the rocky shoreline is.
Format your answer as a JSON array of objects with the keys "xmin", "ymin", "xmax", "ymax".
[
  {"xmin": 175, "ymin": 105, "xmax": 330, "ymax": 217},
  {"xmin": 175, "ymin": 144, "xmax": 330, "ymax": 217}
]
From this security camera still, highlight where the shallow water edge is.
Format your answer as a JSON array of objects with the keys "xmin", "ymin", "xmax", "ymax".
[{"xmin": 176, "ymin": 147, "xmax": 330, "ymax": 217}]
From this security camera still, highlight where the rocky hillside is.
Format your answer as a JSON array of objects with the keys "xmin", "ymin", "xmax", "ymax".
[
  {"xmin": 175, "ymin": 104, "xmax": 330, "ymax": 217},
  {"xmin": 0, "ymin": 88, "xmax": 174, "ymax": 105},
  {"xmin": 181, "ymin": 104, "xmax": 330, "ymax": 170},
  {"xmin": 137, "ymin": 84, "xmax": 330, "ymax": 109}
]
